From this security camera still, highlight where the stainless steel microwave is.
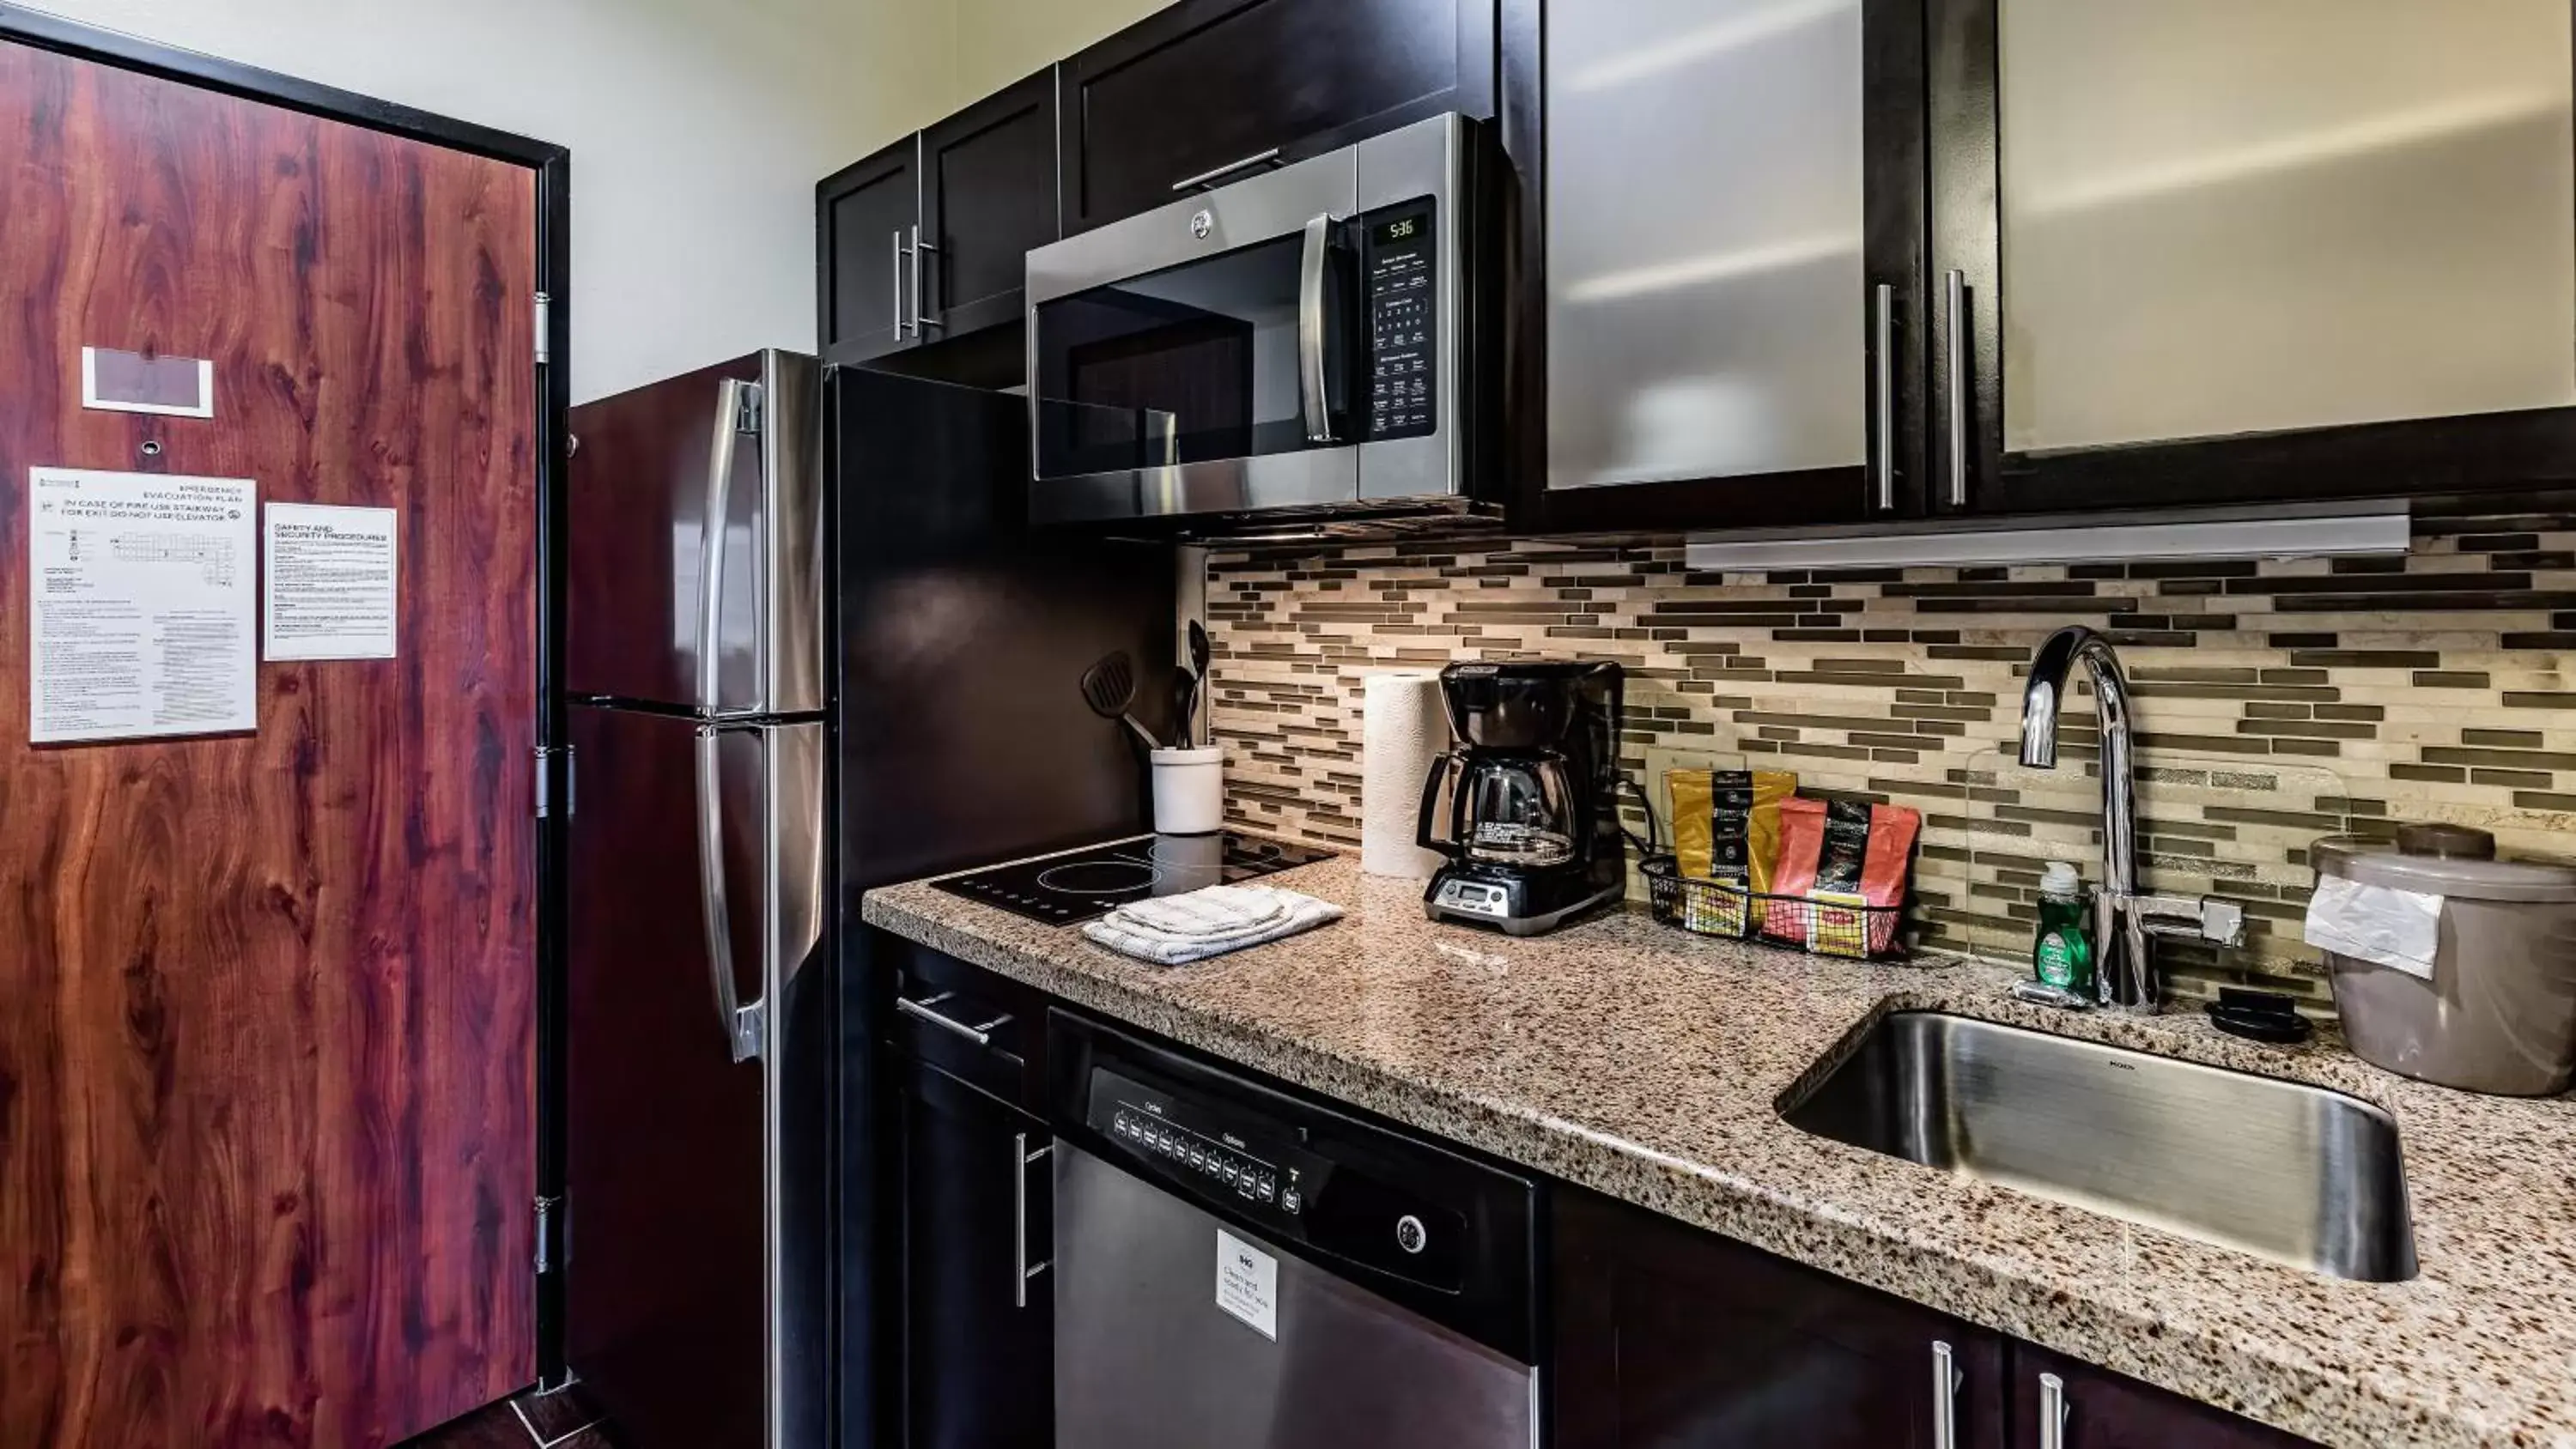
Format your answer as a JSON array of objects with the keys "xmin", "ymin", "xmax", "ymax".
[{"xmin": 1026, "ymin": 112, "xmax": 1485, "ymax": 529}]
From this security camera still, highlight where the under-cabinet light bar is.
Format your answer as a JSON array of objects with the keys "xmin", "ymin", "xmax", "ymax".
[{"xmin": 1682, "ymin": 508, "xmax": 2409, "ymax": 573}]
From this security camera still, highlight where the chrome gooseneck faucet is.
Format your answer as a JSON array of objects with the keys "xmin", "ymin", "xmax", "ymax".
[{"xmin": 2019, "ymin": 625, "xmax": 2245, "ymax": 1010}]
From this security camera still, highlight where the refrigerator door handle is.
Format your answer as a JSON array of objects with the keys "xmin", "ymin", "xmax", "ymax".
[
  {"xmin": 696, "ymin": 725, "xmax": 763, "ymax": 1064},
  {"xmin": 697, "ymin": 378, "xmax": 750, "ymax": 715}
]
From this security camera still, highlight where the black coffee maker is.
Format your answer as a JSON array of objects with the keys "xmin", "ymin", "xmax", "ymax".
[{"xmin": 1416, "ymin": 660, "xmax": 1626, "ymax": 936}]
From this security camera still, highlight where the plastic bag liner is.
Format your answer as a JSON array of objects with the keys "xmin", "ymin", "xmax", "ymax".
[{"xmin": 2304, "ymin": 876, "xmax": 2444, "ymax": 980}]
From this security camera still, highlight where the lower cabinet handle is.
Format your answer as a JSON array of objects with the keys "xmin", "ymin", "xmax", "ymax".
[
  {"xmin": 1013, "ymin": 1135, "xmax": 1053, "ymax": 1309},
  {"xmin": 896, "ymin": 991, "xmax": 993, "ymax": 1046},
  {"xmin": 1931, "ymin": 1340, "xmax": 1962, "ymax": 1449},
  {"xmin": 2038, "ymin": 1372, "xmax": 2069, "ymax": 1449}
]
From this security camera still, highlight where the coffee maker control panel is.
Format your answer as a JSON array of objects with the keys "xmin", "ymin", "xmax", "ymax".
[{"xmin": 1432, "ymin": 877, "xmax": 1511, "ymax": 919}]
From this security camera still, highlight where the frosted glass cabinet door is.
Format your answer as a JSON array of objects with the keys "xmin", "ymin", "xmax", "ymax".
[
  {"xmin": 1545, "ymin": 0, "xmax": 1871, "ymax": 492},
  {"xmin": 1997, "ymin": 0, "xmax": 2576, "ymax": 453}
]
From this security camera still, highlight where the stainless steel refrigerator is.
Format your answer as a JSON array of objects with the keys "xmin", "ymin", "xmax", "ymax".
[{"xmin": 562, "ymin": 349, "xmax": 1171, "ymax": 1449}]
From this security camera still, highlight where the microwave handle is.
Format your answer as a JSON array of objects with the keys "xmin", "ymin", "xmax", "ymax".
[{"xmin": 1297, "ymin": 212, "xmax": 1337, "ymax": 446}]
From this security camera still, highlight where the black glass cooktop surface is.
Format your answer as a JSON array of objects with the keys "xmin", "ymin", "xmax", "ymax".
[{"xmin": 935, "ymin": 833, "xmax": 1338, "ymax": 925}]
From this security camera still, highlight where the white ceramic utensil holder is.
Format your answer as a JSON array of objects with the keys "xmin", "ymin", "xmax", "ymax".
[{"xmin": 1150, "ymin": 747, "xmax": 1225, "ymax": 835}]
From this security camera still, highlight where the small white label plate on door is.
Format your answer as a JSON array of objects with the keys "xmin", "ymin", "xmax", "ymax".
[{"xmin": 1214, "ymin": 1228, "xmax": 1278, "ymax": 1341}]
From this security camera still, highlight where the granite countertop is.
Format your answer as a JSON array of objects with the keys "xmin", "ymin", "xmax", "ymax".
[{"xmin": 862, "ymin": 848, "xmax": 2576, "ymax": 1449}]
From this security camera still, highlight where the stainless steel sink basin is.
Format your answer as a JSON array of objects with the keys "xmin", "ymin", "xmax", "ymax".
[{"xmin": 1781, "ymin": 1012, "xmax": 2418, "ymax": 1282}]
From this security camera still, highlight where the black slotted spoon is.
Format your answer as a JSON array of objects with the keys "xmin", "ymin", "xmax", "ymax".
[{"xmin": 1079, "ymin": 651, "xmax": 1162, "ymax": 752}]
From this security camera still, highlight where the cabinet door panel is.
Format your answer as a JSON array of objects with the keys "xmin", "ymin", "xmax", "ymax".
[
  {"xmin": 821, "ymin": 138, "xmax": 919, "ymax": 362},
  {"xmin": 1060, "ymin": 0, "xmax": 1491, "ymax": 234},
  {"xmin": 923, "ymin": 70, "xmax": 1060, "ymax": 339},
  {"xmin": 1554, "ymin": 1189, "xmax": 2004, "ymax": 1449},
  {"xmin": 1514, "ymin": 0, "xmax": 1927, "ymax": 533},
  {"xmin": 1931, "ymin": 0, "xmax": 2576, "ymax": 513},
  {"xmin": 2010, "ymin": 1343, "xmax": 2318, "ymax": 1449},
  {"xmin": 900, "ymin": 1059, "xmax": 1053, "ymax": 1449}
]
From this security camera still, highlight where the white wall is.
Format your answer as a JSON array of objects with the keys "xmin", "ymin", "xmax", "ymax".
[
  {"xmin": 27, "ymin": 0, "xmax": 1174, "ymax": 402},
  {"xmin": 29, "ymin": 0, "xmax": 955, "ymax": 402}
]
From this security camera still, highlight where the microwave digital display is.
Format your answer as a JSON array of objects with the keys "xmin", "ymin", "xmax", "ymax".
[{"xmin": 1364, "ymin": 199, "xmax": 1437, "ymax": 442}]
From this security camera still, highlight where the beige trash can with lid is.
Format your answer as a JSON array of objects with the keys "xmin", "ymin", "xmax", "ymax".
[{"xmin": 2313, "ymin": 823, "xmax": 2576, "ymax": 1096}]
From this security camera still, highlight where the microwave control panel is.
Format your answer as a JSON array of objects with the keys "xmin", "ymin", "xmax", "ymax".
[{"xmin": 1364, "ymin": 201, "xmax": 1437, "ymax": 440}]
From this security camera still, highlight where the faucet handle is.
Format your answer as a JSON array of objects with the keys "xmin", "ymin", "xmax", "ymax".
[{"xmin": 2131, "ymin": 894, "xmax": 2247, "ymax": 949}]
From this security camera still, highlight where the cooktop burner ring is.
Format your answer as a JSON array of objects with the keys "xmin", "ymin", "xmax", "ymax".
[{"xmin": 1034, "ymin": 859, "xmax": 1163, "ymax": 895}]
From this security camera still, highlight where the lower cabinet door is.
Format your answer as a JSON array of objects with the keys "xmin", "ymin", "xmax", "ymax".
[
  {"xmin": 900, "ymin": 1058, "xmax": 1054, "ymax": 1449},
  {"xmin": 1554, "ymin": 1188, "xmax": 2005, "ymax": 1449},
  {"xmin": 2008, "ymin": 1343, "xmax": 2318, "ymax": 1449}
]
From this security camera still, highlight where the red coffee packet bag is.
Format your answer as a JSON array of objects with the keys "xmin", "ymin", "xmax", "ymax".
[{"xmin": 1763, "ymin": 797, "xmax": 1921, "ymax": 955}]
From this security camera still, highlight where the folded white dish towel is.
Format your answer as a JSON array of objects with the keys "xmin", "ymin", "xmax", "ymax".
[{"xmin": 1082, "ymin": 884, "xmax": 1344, "ymax": 966}]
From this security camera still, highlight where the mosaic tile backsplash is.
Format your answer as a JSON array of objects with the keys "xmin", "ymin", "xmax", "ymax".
[{"xmin": 1205, "ymin": 516, "xmax": 2576, "ymax": 1010}]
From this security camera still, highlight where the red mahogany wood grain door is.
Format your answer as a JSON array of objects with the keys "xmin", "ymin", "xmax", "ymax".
[{"xmin": 0, "ymin": 39, "xmax": 539, "ymax": 1449}]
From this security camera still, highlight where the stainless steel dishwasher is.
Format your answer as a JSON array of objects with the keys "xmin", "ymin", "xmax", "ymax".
[{"xmin": 1048, "ymin": 1009, "xmax": 1540, "ymax": 1449}]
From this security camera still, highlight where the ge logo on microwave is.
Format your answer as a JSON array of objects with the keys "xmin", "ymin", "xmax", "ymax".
[{"xmin": 1189, "ymin": 209, "xmax": 1213, "ymax": 239}]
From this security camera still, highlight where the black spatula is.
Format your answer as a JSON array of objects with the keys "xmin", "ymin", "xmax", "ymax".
[{"xmin": 1080, "ymin": 651, "xmax": 1162, "ymax": 752}]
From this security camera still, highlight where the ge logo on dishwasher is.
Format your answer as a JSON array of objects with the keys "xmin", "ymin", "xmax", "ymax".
[{"xmin": 1394, "ymin": 1214, "xmax": 1426, "ymax": 1255}]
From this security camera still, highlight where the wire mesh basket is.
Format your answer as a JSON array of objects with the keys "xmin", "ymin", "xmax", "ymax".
[{"xmin": 1640, "ymin": 854, "xmax": 1909, "ymax": 961}]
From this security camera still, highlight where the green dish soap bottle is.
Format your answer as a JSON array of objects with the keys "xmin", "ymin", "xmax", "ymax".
[{"xmin": 2032, "ymin": 861, "xmax": 2094, "ymax": 995}]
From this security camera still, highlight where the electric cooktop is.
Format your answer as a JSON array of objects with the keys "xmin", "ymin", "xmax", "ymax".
[{"xmin": 935, "ymin": 833, "xmax": 1337, "ymax": 925}]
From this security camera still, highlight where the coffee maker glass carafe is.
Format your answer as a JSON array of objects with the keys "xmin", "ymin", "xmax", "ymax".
[{"xmin": 1459, "ymin": 755, "xmax": 1580, "ymax": 868}]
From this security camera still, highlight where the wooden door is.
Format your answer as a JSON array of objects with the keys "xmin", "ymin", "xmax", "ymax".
[
  {"xmin": 1554, "ymin": 1188, "xmax": 2006, "ymax": 1449},
  {"xmin": 0, "ymin": 39, "xmax": 539, "ymax": 1449}
]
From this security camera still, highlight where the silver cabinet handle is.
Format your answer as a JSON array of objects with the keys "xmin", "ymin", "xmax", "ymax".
[
  {"xmin": 911, "ymin": 223, "xmax": 943, "ymax": 331},
  {"xmin": 895, "ymin": 991, "xmax": 1011, "ymax": 1047},
  {"xmin": 2038, "ymin": 1372, "xmax": 2068, "ymax": 1449},
  {"xmin": 1944, "ymin": 268, "xmax": 1969, "ymax": 508},
  {"xmin": 1171, "ymin": 146, "xmax": 1282, "ymax": 192},
  {"xmin": 695, "ymin": 728, "xmax": 761, "ymax": 1064},
  {"xmin": 1870, "ymin": 282, "xmax": 1896, "ymax": 511},
  {"xmin": 1297, "ymin": 212, "xmax": 1336, "ymax": 445},
  {"xmin": 890, "ymin": 229, "xmax": 908, "ymax": 340},
  {"xmin": 1013, "ymin": 1134, "xmax": 1054, "ymax": 1308},
  {"xmin": 1931, "ymin": 1340, "xmax": 1962, "ymax": 1449}
]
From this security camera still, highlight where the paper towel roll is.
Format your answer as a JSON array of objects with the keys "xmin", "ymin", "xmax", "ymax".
[{"xmin": 1362, "ymin": 671, "xmax": 1452, "ymax": 879}]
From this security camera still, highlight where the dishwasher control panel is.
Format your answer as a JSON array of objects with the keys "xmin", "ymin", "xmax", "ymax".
[
  {"xmin": 1110, "ymin": 1104, "xmax": 1298, "ymax": 1213},
  {"xmin": 1085, "ymin": 1064, "xmax": 1467, "ymax": 1291}
]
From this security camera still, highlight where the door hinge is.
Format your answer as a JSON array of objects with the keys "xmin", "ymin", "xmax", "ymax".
[
  {"xmin": 535, "ymin": 745, "xmax": 574, "ymax": 818},
  {"xmin": 534, "ymin": 1194, "xmax": 564, "ymax": 1275},
  {"xmin": 735, "ymin": 380, "xmax": 765, "ymax": 435},
  {"xmin": 533, "ymin": 292, "xmax": 552, "ymax": 365}
]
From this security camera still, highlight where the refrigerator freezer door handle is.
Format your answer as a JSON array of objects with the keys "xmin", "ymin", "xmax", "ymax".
[
  {"xmin": 696, "ymin": 379, "xmax": 749, "ymax": 715},
  {"xmin": 696, "ymin": 725, "xmax": 763, "ymax": 1064}
]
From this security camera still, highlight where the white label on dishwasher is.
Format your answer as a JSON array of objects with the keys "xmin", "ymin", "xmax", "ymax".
[{"xmin": 1214, "ymin": 1229, "xmax": 1278, "ymax": 1340}]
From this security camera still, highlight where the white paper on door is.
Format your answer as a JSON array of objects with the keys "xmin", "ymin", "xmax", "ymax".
[
  {"xmin": 27, "ymin": 467, "xmax": 257, "ymax": 743},
  {"xmin": 264, "ymin": 502, "xmax": 398, "ymax": 660},
  {"xmin": 1214, "ymin": 1228, "xmax": 1279, "ymax": 1340}
]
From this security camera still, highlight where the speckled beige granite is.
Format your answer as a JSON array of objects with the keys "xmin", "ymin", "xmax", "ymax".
[{"xmin": 864, "ymin": 846, "xmax": 2576, "ymax": 1449}]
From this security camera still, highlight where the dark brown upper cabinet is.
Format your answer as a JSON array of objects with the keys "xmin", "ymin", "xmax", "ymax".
[
  {"xmin": 922, "ymin": 70, "xmax": 1061, "ymax": 340},
  {"xmin": 1927, "ymin": 0, "xmax": 2576, "ymax": 517},
  {"xmin": 1501, "ymin": 0, "xmax": 1929, "ymax": 534},
  {"xmin": 1057, "ymin": 0, "xmax": 1497, "ymax": 236},
  {"xmin": 818, "ymin": 68, "xmax": 1060, "ymax": 366},
  {"xmin": 818, "ymin": 137, "xmax": 920, "ymax": 364}
]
